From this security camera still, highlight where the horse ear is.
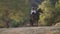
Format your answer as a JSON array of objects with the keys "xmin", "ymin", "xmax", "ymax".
[{"xmin": 37, "ymin": 8, "xmax": 43, "ymax": 13}]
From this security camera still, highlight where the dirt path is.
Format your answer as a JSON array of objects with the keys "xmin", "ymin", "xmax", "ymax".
[{"xmin": 0, "ymin": 27, "xmax": 60, "ymax": 34}]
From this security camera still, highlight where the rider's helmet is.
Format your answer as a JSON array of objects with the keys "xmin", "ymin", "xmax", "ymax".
[{"xmin": 32, "ymin": 7, "xmax": 35, "ymax": 10}]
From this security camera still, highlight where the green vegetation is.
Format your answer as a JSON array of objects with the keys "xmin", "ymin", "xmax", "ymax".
[
  {"xmin": 38, "ymin": 0, "xmax": 60, "ymax": 26},
  {"xmin": 0, "ymin": 0, "xmax": 60, "ymax": 27},
  {"xmin": 0, "ymin": 0, "xmax": 30, "ymax": 27}
]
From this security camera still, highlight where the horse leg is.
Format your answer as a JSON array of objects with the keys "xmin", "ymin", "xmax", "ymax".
[
  {"xmin": 35, "ymin": 20, "xmax": 38, "ymax": 27},
  {"xmin": 30, "ymin": 19, "xmax": 34, "ymax": 26}
]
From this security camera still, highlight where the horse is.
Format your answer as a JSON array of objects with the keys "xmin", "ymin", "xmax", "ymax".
[{"xmin": 30, "ymin": 8, "xmax": 43, "ymax": 26}]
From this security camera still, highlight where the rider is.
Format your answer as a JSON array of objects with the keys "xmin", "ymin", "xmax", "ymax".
[{"xmin": 30, "ymin": 7, "xmax": 37, "ymax": 15}]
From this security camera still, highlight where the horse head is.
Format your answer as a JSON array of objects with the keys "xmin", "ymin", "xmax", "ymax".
[{"xmin": 37, "ymin": 8, "xmax": 43, "ymax": 14}]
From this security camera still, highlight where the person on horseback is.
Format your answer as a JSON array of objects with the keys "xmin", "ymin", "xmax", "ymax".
[
  {"xmin": 30, "ymin": 7, "xmax": 43, "ymax": 26},
  {"xmin": 30, "ymin": 7, "xmax": 37, "ymax": 26}
]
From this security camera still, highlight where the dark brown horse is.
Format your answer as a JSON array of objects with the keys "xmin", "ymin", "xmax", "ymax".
[{"xmin": 30, "ymin": 8, "xmax": 43, "ymax": 26}]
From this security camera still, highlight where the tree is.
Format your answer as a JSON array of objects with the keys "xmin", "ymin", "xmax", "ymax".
[
  {"xmin": 0, "ymin": 0, "xmax": 30, "ymax": 27},
  {"xmin": 38, "ymin": 0, "xmax": 57, "ymax": 26}
]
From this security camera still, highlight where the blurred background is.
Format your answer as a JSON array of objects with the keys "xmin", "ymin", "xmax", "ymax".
[{"xmin": 0, "ymin": 0, "xmax": 60, "ymax": 28}]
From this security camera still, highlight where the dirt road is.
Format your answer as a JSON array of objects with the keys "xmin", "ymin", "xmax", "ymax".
[{"xmin": 0, "ymin": 27, "xmax": 60, "ymax": 34}]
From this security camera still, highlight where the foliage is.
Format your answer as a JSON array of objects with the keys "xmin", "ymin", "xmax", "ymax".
[
  {"xmin": 0, "ymin": 0, "xmax": 30, "ymax": 27},
  {"xmin": 38, "ymin": 0, "xmax": 60, "ymax": 26}
]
